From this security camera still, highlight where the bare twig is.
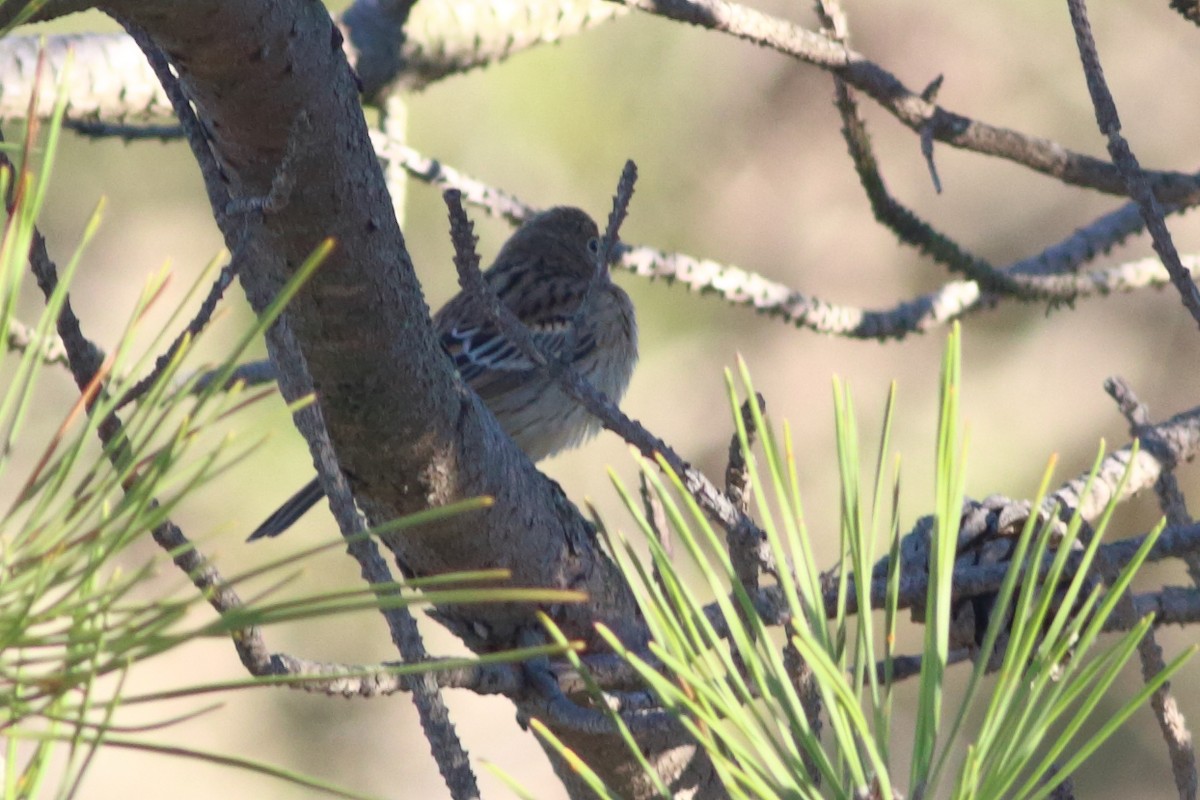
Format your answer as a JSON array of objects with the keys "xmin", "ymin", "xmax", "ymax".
[
  {"xmin": 1097, "ymin": 540, "xmax": 1197, "ymax": 800},
  {"xmin": 1106, "ymin": 377, "xmax": 1193, "ymax": 532},
  {"xmin": 188, "ymin": 358, "xmax": 278, "ymax": 393},
  {"xmin": 1011, "ymin": 200, "xmax": 1171, "ymax": 277},
  {"xmin": 116, "ymin": 261, "xmax": 237, "ymax": 410},
  {"xmin": 783, "ymin": 641, "xmax": 823, "ymax": 784},
  {"xmin": 1067, "ymin": 0, "xmax": 1200, "ymax": 327},
  {"xmin": 119, "ymin": 22, "xmax": 231, "ymax": 211},
  {"xmin": 608, "ymin": 0, "xmax": 1200, "ymax": 203},
  {"xmin": 375, "ymin": 146, "xmax": 1193, "ymax": 339},
  {"xmin": 918, "ymin": 74, "xmax": 944, "ymax": 194},
  {"xmin": 1102, "ymin": 376, "xmax": 1198, "ymax": 800},
  {"xmin": 8, "ymin": 142, "xmax": 277, "ymax": 685},
  {"xmin": 64, "ymin": 119, "xmax": 183, "ymax": 140},
  {"xmin": 54, "ymin": 122, "xmax": 1191, "ymax": 347},
  {"xmin": 69, "ymin": 124, "xmax": 1177, "ymax": 317},
  {"xmin": 599, "ymin": 160, "xmax": 637, "ymax": 266},
  {"xmin": 269, "ymin": 312, "xmax": 482, "ymax": 799},
  {"xmin": 15, "ymin": 47, "xmax": 483, "ymax": 792},
  {"xmin": 112, "ymin": 94, "xmax": 314, "ymax": 417},
  {"xmin": 620, "ymin": 246, "xmax": 1199, "ymax": 340},
  {"xmin": 561, "ymin": 159, "xmax": 637, "ymax": 372},
  {"xmin": 1045, "ymin": 401, "xmax": 1200, "ymax": 525},
  {"xmin": 831, "ymin": 62, "xmax": 1102, "ymax": 304}
]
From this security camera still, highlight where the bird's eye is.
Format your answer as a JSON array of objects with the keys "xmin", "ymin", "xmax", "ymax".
[{"xmin": 586, "ymin": 237, "xmax": 601, "ymax": 254}]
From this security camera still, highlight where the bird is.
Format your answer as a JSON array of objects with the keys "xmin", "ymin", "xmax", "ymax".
[{"xmin": 248, "ymin": 206, "xmax": 638, "ymax": 541}]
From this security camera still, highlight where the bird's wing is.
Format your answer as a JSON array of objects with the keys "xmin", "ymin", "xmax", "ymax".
[{"xmin": 439, "ymin": 310, "xmax": 595, "ymax": 400}]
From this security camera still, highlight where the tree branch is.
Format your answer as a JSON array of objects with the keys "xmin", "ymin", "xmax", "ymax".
[
  {"xmin": 608, "ymin": 0, "xmax": 1200, "ymax": 204},
  {"xmin": 1067, "ymin": 0, "xmax": 1200, "ymax": 331},
  {"xmin": 87, "ymin": 1, "xmax": 710, "ymax": 795}
]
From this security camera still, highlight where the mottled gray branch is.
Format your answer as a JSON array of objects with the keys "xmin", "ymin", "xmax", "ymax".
[{"xmin": 0, "ymin": 0, "xmax": 625, "ymax": 122}]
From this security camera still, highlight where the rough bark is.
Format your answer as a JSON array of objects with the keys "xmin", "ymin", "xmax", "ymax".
[{"xmin": 12, "ymin": 0, "xmax": 714, "ymax": 795}]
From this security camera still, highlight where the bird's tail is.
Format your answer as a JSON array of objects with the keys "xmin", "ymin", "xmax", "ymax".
[{"xmin": 247, "ymin": 478, "xmax": 326, "ymax": 541}]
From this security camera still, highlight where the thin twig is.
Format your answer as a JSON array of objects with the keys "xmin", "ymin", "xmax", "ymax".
[
  {"xmin": 1102, "ymin": 376, "xmax": 1198, "ymax": 800},
  {"xmin": 7, "ymin": 146, "xmax": 495, "ymax": 710},
  {"xmin": 270, "ymin": 316, "xmax": 482, "ymax": 800},
  {"xmin": 188, "ymin": 359, "xmax": 278, "ymax": 392},
  {"xmin": 64, "ymin": 119, "xmax": 184, "ymax": 141},
  {"xmin": 918, "ymin": 74, "xmax": 944, "ymax": 194},
  {"xmin": 120, "ymin": 21, "xmax": 231, "ymax": 211},
  {"xmin": 620, "ymin": 246, "xmax": 1199, "ymax": 340},
  {"xmin": 1096, "ymin": 544, "xmax": 1197, "ymax": 800},
  {"xmin": 783, "ymin": 640, "xmax": 823, "ymax": 784},
  {"xmin": 831, "ymin": 61, "xmax": 1092, "ymax": 303},
  {"xmin": 113, "ymin": 40, "xmax": 482, "ymax": 791},
  {"xmin": 1010, "ymin": 200, "xmax": 1170, "ymax": 277},
  {"xmin": 609, "ymin": 0, "xmax": 1200, "ymax": 203},
  {"xmin": 17, "ymin": 43, "xmax": 483, "ymax": 794},
  {"xmin": 1066, "ymin": 0, "xmax": 1200, "ymax": 327},
  {"xmin": 1105, "ymin": 377, "xmax": 1193, "ymax": 531},
  {"xmin": 1044, "ymin": 400, "xmax": 1200, "ymax": 525},
  {"xmin": 9, "ymin": 143, "xmax": 266, "ymax": 682},
  {"xmin": 560, "ymin": 160, "xmax": 637, "ymax": 372},
  {"xmin": 383, "ymin": 146, "xmax": 1193, "ymax": 339},
  {"xmin": 116, "ymin": 262, "xmax": 237, "ymax": 410},
  {"xmin": 720, "ymin": 392, "xmax": 767, "ymax": 701}
]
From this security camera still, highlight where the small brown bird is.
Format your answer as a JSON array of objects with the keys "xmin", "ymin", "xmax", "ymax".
[{"xmin": 249, "ymin": 206, "xmax": 638, "ymax": 540}]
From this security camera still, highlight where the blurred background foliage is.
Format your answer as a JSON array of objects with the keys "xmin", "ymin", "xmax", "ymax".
[{"xmin": 7, "ymin": 1, "xmax": 1200, "ymax": 797}]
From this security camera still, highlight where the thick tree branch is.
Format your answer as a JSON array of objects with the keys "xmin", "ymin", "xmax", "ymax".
[
  {"xmin": 6, "ymin": 0, "xmax": 1200, "ymax": 211},
  {"xmin": 76, "ymin": 1, "xmax": 713, "ymax": 795},
  {"xmin": 0, "ymin": 0, "xmax": 625, "ymax": 121}
]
